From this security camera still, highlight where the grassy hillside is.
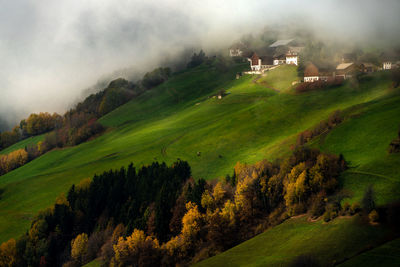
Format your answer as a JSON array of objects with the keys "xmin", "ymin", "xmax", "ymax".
[
  {"xmin": 338, "ymin": 238, "xmax": 400, "ymax": 267},
  {"xmin": 195, "ymin": 73, "xmax": 400, "ymax": 266},
  {"xmin": 194, "ymin": 216, "xmax": 391, "ymax": 267},
  {"xmin": 0, "ymin": 61, "xmax": 398, "ymax": 249}
]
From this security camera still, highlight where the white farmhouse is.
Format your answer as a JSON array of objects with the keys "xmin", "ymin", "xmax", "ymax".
[
  {"xmin": 247, "ymin": 53, "xmax": 273, "ymax": 73},
  {"xmin": 304, "ymin": 63, "xmax": 319, "ymax": 82},
  {"xmin": 286, "ymin": 51, "xmax": 298, "ymax": 66},
  {"xmin": 273, "ymin": 54, "xmax": 286, "ymax": 65},
  {"xmin": 383, "ymin": 61, "xmax": 392, "ymax": 70}
]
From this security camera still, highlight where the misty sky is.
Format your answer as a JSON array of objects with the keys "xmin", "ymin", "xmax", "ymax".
[{"xmin": 0, "ymin": 0, "xmax": 399, "ymax": 125}]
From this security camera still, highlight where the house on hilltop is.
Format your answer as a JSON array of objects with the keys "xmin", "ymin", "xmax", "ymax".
[
  {"xmin": 304, "ymin": 63, "xmax": 320, "ymax": 82},
  {"xmin": 286, "ymin": 50, "xmax": 299, "ymax": 66},
  {"xmin": 380, "ymin": 51, "xmax": 400, "ymax": 70},
  {"xmin": 336, "ymin": 63, "xmax": 357, "ymax": 79},
  {"xmin": 247, "ymin": 52, "xmax": 273, "ymax": 72},
  {"xmin": 304, "ymin": 62, "xmax": 334, "ymax": 82},
  {"xmin": 360, "ymin": 63, "xmax": 377, "ymax": 73},
  {"xmin": 273, "ymin": 54, "xmax": 286, "ymax": 65}
]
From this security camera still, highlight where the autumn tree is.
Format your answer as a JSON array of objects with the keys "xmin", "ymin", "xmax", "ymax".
[
  {"xmin": 112, "ymin": 229, "xmax": 161, "ymax": 266},
  {"xmin": 71, "ymin": 233, "xmax": 88, "ymax": 264},
  {"xmin": 0, "ymin": 239, "xmax": 17, "ymax": 267}
]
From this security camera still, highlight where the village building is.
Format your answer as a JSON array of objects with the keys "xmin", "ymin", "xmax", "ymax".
[
  {"xmin": 247, "ymin": 52, "xmax": 273, "ymax": 72},
  {"xmin": 304, "ymin": 63, "xmax": 320, "ymax": 82},
  {"xmin": 383, "ymin": 61, "xmax": 392, "ymax": 70},
  {"xmin": 336, "ymin": 63, "xmax": 357, "ymax": 79},
  {"xmin": 303, "ymin": 62, "xmax": 334, "ymax": 82},
  {"xmin": 285, "ymin": 50, "xmax": 298, "ymax": 66},
  {"xmin": 229, "ymin": 42, "xmax": 247, "ymax": 57},
  {"xmin": 273, "ymin": 54, "xmax": 286, "ymax": 65},
  {"xmin": 360, "ymin": 63, "xmax": 377, "ymax": 73},
  {"xmin": 380, "ymin": 51, "xmax": 400, "ymax": 70}
]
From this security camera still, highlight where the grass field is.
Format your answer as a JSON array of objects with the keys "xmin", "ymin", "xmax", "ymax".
[
  {"xmin": 195, "ymin": 72, "xmax": 400, "ymax": 266},
  {"xmin": 194, "ymin": 216, "xmax": 391, "ymax": 267},
  {"xmin": 338, "ymin": 238, "xmax": 400, "ymax": 267},
  {"xmin": 0, "ymin": 60, "xmax": 399, "ymax": 262}
]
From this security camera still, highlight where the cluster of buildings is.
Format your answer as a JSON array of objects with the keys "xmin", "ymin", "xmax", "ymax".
[
  {"xmin": 229, "ymin": 40, "xmax": 400, "ymax": 82},
  {"xmin": 230, "ymin": 39, "xmax": 302, "ymax": 73}
]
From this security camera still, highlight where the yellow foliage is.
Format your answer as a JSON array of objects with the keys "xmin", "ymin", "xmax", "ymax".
[
  {"xmin": 220, "ymin": 200, "xmax": 236, "ymax": 225},
  {"xmin": 212, "ymin": 182, "xmax": 226, "ymax": 204},
  {"xmin": 181, "ymin": 202, "xmax": 203, "ymax": 241},
  {"xmin": 287, "ymin": 162, "xmax": 306, "ymax": 183},
  {"xmin": 201, "ymin": 190, "xmax": 214, "ymax": 210},
  {"xmin": 0, "ymin": 149, "xmax": 28, "ymax": 174},
  {"xmin": 234, "ymin": 176, "xmax": 253, "ymax": 210},
  {"xmin": 76, "ymin": 177, "xmax": 92, "ymax": 191},
  {"xmin": 113, "ymin": 229, "xmax": 160, "ymax": 264},
  {"xmin": 71, "ymin": 233, "xmax": 88, "ymax": 262},
  {"xmin": 55, "ymin": 193, "xmax": 69, "ymax": 206},
  {"xmin": 0, "ymin": 239, "xmax": 17, "ymax": 267}
]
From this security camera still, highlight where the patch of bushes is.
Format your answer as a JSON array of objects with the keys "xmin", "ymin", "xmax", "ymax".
[
  {"xmin": 295, "ymin": 77, "xmax": 344, "ymax": 93},
  {"xmin": 296, "ymin": 110, "xmax": 343, "ymax": 146},
  {"xmin": 388, "ymin": 126, "xmax": 400, "ymax": 153},
  {"xmin": 368, "ymin": 209, "xmax": 379, "ymax": 223},
  {"xmin": 0, "ymin": 149, "xmax": 28, "ymax": 175},
  {"xmin": 142, "ymin": 68, "xmax": 171, "ymax": 89}
]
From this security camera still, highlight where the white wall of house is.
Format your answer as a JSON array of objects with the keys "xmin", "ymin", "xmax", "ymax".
[
  {"xmin": 250, "ymin": 59, "xmax": 262, "ymax": 71},
  {"xmin": 286, "ymin": 56, "xmax": 298, "ymax": 65},
  {"xmin": 383, "ymin": 62, "xmax": 392, "ymax": 70},
  {"xmin": 273, "ymin": 59, "xmax": 286, "ymax": 65},
  {"xmin": 304, "ymin": 76, "xmax": 319, "ymax": 82}
]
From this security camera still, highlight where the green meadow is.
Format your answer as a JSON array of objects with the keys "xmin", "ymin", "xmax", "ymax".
[
  {"xmin": 194, "ymin": 216, "xmax": 391, "ymax": 267},
  {"xmin": 0, "ymin": 61, "xmax": 399, "ymax": 266}
]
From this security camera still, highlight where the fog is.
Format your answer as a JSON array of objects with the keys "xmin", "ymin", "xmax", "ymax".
[{"xmin": 0, "ymin": 0, "xmax": 399, "ymax": 128}]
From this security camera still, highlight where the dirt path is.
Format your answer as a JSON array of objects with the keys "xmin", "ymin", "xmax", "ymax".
[
  {"xmin": 252, "ymin": 74, "xmax": 280, "ymax": 92},
  {"xmin": 161, "ymin": 133, "xmax": 186, "ymax": 157},
  {"xmin": 346, "ymin": 170, "xmax": 397, "ymax": 181}
]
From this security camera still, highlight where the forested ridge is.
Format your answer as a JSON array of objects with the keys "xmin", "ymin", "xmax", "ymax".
[{"xmin": 0, "ymin": 147, "xmax": 354, "ymax": 266}]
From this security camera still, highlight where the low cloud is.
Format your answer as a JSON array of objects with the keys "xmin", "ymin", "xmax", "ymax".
[{"xmin": 0, "ymin": 0, "xmax": 399, "ymax": 127}]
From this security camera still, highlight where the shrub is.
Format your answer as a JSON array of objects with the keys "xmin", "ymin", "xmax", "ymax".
[
  {"xmin": 295, "ymin": 78, "xmax": 344, "ymax": 93},
  {"xmin": 142, "ymin": 68, "xmax": 171, "ymax": 89},
  {"xmin": 368, "ymin": 209, "xmax": 379, "ymax": 223},
  {"xmin": 310, "ymin": 194, "xmax": 326, "ymax": 218},
  {"xmin": 341, "ymin": 202, "xmax": 351, "ymax": 216},
  {"xmin": 350, "ymin": 202, "xmax": 361, "ymax": 215}
]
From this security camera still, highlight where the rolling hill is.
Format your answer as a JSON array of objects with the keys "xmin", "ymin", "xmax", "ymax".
[{"xmin": 0, "ymin": 60, "xmax": 399, "ymax": 266}]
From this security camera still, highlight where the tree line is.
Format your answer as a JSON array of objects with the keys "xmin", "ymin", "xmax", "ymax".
[
  {"xmin": 0, "ymin": 147, "xmax": 353, "ymax": 266},
  {"xmin": 0, "ymin": 67, "xmax": 173, "ymax": 153}
]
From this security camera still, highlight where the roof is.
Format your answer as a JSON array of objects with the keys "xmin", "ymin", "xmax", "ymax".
[
  {"xmin": 260, "ymin": 56, "xmax": 273, "ymax": 65},
  {"xmin": 362, "ymin": 63, "xmax": 376, "ymax": 68},
  {"xmin": 336, "ymin": 63, "xmax": 354, "ymax": 70},
  {"xmin": 273, "ymin": 54, "xmax": 286, "ymax": 60},
  {"xmin": 250, "ymin": 53, "xmax": 260, "ymax": 65},
  {"xmin": 288, "ymin": 46, "xmax": 304, "ymax": 54},
  {"xmin": 269, "ymin": 39, "xmax": 295, "ymax": 48},
  {"xmin": 304, "ymin": 63, "xmax": 319, "ymax": 77}
]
